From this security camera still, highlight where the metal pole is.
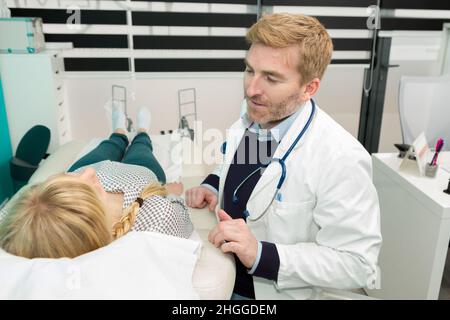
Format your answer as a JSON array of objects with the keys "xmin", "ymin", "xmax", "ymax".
[
  {"xmin": 256, "ymin": 0, "xmax": 262, "ymax": 20},
  {"xmin": 357, "ymin": 37, "xmax": 393, "ymax": 154}
]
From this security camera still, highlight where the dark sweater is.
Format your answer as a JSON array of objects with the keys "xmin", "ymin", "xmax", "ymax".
[{"xmin": 202, "ymin": 129, "xmax": 280, "ymax": 299}]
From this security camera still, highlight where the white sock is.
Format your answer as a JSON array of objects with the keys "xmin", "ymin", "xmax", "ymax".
[
  {"xmin": 112, "ymin": 105, "xmax": 126, "ymax": 132},
  {"xmin": 137, "ymin": 106, "xmax": 151, "ymax": 132}
]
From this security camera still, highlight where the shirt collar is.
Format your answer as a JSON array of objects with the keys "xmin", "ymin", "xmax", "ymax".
[{"xmin": 241, "ymin": 102, "xmax": 305, "ymax": 143}]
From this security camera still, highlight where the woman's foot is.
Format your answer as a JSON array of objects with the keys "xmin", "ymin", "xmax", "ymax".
[
  {"xmin": 137, "ymin": 106, "xmax": 151, "ymax": 133},
  {"xmin": 112, "ymin": 104, "xmax": 127, "ymax": 133},
  {"xmin": 114, "ymin": 128, "xmax": 127, "ymax": 135}
]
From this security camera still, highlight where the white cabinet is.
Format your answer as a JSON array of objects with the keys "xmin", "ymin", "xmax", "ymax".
[
  {"xmin": 0, "ymin": 50, "xmax": 71, "ymax": 154},
  {"xmin": 366, "ymin": 153, "xmax": 450, "ymax": 299}
]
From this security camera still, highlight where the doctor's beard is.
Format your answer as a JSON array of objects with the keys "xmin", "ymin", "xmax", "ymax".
[{"xmin": 246, "ymin": 92, "xmax": 303, "ymax": 128}]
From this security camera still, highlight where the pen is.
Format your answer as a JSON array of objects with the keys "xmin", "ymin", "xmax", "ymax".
[{"xmin": 430, "ymin": 138, "xmax": 444, "ymax": 166}]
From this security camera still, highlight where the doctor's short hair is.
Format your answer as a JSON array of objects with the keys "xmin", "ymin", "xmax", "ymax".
[{"xmin": 246, "ymin": 13, "xmax": 333, "ymax": 84}]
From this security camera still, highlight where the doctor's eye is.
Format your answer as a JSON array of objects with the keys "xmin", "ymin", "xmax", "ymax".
[
  {"xmin": 266, "ymin": 76, "xmax": 278, "ymax": 84},
  {"xmin": 244, "ymin": 68, "xmax": 254, "ymax": 75}
]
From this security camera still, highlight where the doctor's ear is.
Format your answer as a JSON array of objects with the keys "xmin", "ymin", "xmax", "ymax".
[{"xmin": 302, "ymin": 78, "xmax": 320, "ymax": 99}]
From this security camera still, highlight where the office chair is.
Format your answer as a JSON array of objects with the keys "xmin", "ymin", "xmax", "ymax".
[
  {"xmin": 9, "ymin": 125, "xmax": 50, "ymax": 192},
  {"xmin": 398, "ymin": 75, "xmax": 450, "ymax": 151}
]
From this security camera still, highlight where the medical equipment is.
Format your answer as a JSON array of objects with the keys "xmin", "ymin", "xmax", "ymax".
[
  {"xmin": 444, "ymin": 179, "xmax": 450, "ymax": 195},
  {"xmin": 112, "ymin": 85, "xmax": 133, "ymax": 133},
  {"xmin": 179, "ymin": 116, "xmax": 194, "ymax": 141},
  {"xmin": 178, "ymin": 88, "xmax": 197, "ymax": 141},
  {"xmin": 222, "ymin": 99, "xmax": 317, "ymax": 221},
  {"xmin": 0, "ymin": 17, "xmax": 45, "ymax": 53},
  {"xmin": 394, "ymin": 143, "xmax": 411, "ymax": 159}
]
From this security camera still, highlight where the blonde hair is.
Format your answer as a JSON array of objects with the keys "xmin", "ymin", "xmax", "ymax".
[
  {"xmin": 0, "ymin": 175, "xmax": 111, "ymax": 258},
  {"xmin": 246, "ymin": 13, "xmax": 333, "ymax": 84},
  {"xmin": 112, "ymin": 182, "xmax": 167, "ymax": 239},
  {"xmin": 0, "ymin": 175, "xmax": 167, "ymax": 259}
]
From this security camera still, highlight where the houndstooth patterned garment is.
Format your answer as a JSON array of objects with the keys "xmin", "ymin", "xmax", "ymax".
[{"xmin": 72, "ymin": 161, "xmax": 193, "ymax": 239}]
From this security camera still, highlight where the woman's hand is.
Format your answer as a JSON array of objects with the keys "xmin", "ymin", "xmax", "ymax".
[
  {"xmin": 185, "ymin": 186, "xmax": 217, "ymax": 212},
  {"xmin": 165, "ymin": 182, "xmax": 184, "ymax": 196}
]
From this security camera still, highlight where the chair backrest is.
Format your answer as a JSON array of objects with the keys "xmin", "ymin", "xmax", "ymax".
[
  {"xmin": 398, "ymin": 75, "xmax": 450, "ymax": 151},
  {"xmin": 15, "ymin": 125, "xmax": 50, "ymax": 166}
]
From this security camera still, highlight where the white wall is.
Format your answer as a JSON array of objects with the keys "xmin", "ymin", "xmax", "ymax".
[
  {"xmin": 66, "ymin": 74, "xmax": 244, "ymax": 140},
  {"xmin": 64, "ymin": 32, "xmax": 445, "ymax": 154},
  {"xmin": 65, "ymin": 67, "xmax": 367, "ymax": 144},
  {"xmin": 315, "ymin": 65, "xmax": 365, "ymax": 138}
]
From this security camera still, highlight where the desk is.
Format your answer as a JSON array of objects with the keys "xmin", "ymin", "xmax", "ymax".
[{"xmin": 366, "ymin": 153, "xmax": 450, "ymax": 299}]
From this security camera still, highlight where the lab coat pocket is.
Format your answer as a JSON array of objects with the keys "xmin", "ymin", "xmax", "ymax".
[{"xmin": 266, "ymin": 200, "xmax": 315, "ymax": 244}]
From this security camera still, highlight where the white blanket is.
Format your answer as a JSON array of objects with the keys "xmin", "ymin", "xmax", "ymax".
[{"xmin": 0, "ymin": 231, "xmax": 201, "ymax": 300}]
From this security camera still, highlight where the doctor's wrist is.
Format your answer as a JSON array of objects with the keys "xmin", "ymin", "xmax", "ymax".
[
  {"xmin": 201, "ymin": 174, "xmax": 219, "ymax": 192},
  {"xmin": 250, "ymin": 241, "xmax": 280, "ymax": 281},
  {"xmin": 247, "ymin": 241, "xmax": 262, "ymax": 275}
]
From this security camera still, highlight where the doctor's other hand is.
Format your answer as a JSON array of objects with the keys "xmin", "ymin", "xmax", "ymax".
[
  {"xmin": 185, "ymin": 186, "xmax": 218, "ymax": 212},
  {"xmin": 208, "ymin": 209, "xmax": 258, "ymax": 269}
]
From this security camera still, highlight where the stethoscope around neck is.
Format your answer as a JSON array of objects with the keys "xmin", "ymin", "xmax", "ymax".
[{"xmin": 220, "ymin": 99, "xmax": 317, "ymax": 221}]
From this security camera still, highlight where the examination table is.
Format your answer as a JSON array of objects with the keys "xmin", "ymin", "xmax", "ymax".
[{"xmin": 0, "ymin": 135, "xmax": 235, "ymax": 299}]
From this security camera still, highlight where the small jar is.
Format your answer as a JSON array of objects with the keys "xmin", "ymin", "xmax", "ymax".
[{"xmin": 425, "ymin": 163, "xmax": 439, "ymax": 178}]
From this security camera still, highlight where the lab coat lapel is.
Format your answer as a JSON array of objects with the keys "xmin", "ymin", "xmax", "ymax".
[{"xmin": 247, "ymin": 100, "xmax": 314, "ymax": 216}]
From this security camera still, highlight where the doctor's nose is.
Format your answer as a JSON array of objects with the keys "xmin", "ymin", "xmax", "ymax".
[{"xmin": 245, "ymin": 76, "xmax": 263, "ymax": 98}]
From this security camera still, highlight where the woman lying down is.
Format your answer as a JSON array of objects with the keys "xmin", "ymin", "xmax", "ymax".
[{"xmin": 0, "ymin": 107, "xmax": 194, "ymax": 258}]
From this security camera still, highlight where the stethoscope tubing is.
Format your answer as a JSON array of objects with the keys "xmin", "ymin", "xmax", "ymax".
[{"xmin": 222, "ymin": 99, "xmax": 317, "ymax": 221}]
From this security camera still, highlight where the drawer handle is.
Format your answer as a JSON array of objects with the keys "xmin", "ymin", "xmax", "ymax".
[
  {"xmin": 55, "ymin": 70, "xmax": 60, "ymax": 74},
  {"xmin": 58, "ymin": 101, "xmax": 64, "ymax": 106},
  {"xmin": 60, "ymin": 116, "xmax": 65, "ymax": 122},
  {"xmin": 61, "ymin": 131, "xmax": 66, "ymax": 137},
  {"xmin": 57, "ymin": 85, "xmax": 62, "ymax": 90}
]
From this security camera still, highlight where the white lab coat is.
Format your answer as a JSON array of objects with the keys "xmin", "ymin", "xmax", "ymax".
[{"xmin": 212, "ymin": 100, "xmax": 382, "ymax": 299}]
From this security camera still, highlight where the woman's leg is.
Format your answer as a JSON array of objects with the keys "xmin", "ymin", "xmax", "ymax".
[
  {"xmin": 122, "ymin": 132, "xmax": 166, "ymax": 183},
  {"xmin": 68, "ymin": 133, "xmax": 129, "ymax": 172}
]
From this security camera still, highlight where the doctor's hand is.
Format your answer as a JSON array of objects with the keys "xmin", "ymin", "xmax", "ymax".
[
  {"xmin": 185, "ymin": 186, "xmax": 218, "ymax": 212},
  {"xmin": 208, "ymin": 209, "xmax": 258, "ymax": 269}
]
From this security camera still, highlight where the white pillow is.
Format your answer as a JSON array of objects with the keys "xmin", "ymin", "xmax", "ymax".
[{"xmin": 0, "ymin": 231, "xmax": 201, "ymax": 299}]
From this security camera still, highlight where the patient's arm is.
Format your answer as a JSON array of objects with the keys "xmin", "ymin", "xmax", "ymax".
[{"xmin": 165, "ymin": 182, "xmax": 184, "ymax": 196}]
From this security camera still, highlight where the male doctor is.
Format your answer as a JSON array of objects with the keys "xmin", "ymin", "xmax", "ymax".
[{"xmin": 185, "ymin": 13, "xmax": 381, "ymax": 300}]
